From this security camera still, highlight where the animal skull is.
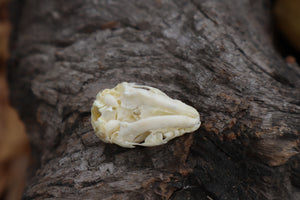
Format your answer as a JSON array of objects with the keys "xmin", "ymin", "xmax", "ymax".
[{"xmin": 91, "ymin": 82, "xmax": 200, "ymax": 148}]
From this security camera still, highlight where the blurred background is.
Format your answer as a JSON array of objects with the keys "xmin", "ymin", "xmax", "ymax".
[
  {"xmin": 273, "ymin": 0, "xmax": 300, "ymax": 64},
  {"xmin": 0, "ymin": 0, "xmax": 30, "ymax": 200}
]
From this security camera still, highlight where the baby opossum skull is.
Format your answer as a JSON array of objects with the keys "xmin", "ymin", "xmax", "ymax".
[{"xmin": 91, "ymin": 82, "xmax": 200, "ymax": 148}]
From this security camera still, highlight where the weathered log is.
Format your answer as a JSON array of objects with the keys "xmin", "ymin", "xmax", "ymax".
[{"xmin": 8, "ymin": 0, "xmax": 300, "ymax": 199}]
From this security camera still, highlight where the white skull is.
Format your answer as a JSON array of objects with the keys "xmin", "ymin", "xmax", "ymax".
[{"xmin": 91, "ymin": 82, "xmax": 200, "ymax": 148}]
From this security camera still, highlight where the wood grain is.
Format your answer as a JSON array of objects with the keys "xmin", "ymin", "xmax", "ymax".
[{"xmin": 8, "ymin": 0, "xmax": 300, "ymax": 199}]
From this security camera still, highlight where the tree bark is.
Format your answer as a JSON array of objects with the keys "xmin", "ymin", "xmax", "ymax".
[{"xmin": 8, "ymin": 0, "xmax": 300, "ymax": 199}]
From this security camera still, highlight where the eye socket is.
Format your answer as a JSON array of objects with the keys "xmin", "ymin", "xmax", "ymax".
[{"xmin": 133, "ymin": 131, "xmax": 151, "ymax": 143}]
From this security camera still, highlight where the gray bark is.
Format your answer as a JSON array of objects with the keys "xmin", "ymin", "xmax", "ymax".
[{"xmin": 8, "ymin": 0, "xmax": 300, "ymax": 199}]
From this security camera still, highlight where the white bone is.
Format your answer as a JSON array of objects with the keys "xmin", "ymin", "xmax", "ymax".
[{"xmin": 91, "ymin": 82, "xmax": 201, "ymax": 148}]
